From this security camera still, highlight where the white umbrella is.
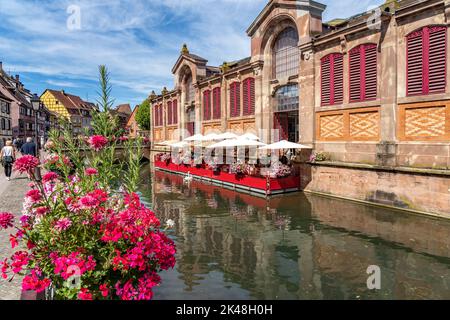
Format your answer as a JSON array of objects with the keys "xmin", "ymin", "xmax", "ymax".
[
  {"xmin": 239, "ymin": 133, "xmax": 260, "ymax": 140},
  {"xmin": 184, "ymin": 134, "xmax": 206, "ymax": 142},
  {"xmin": 216, "ymin": 132, "xmax": 239, "ymax": 140},
  {"xmin": 170, "ymin": 141, "xmax": 189, "ymax": 148},
  {"xmin": 207, "ymin": 138, "xmax": 266, "ymax": 148},
  {"xmin": 157, "ymin": 140, "xmax": 178, "ymax": 146},
  {"xmin": 259, "ymin": 140, "xmax": 312, "ymax": 150},
  {"xmin": 203, "ymin": 133, "xmax": 221, "ymax": 141}
]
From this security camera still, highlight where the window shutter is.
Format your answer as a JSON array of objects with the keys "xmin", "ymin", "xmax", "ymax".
[
  {"xmin": 407, "ymin": 30, "xmax": 424, "ymax": 96},
  {"xmin": 159, "ymin": 104, "xmax": 163, "ymax": 126},
  {"xmin": 349, "ymin": 44, "xmax": 377, "ymax": 102},
  {"xmin": 167, "ymin": 101, "xmax": 172, "ymax": 125},
  {"xmin": 203, "ymin": 90, "xmax": 211, "ymax": 120},
  {"xmin": 321, "ymin": 55, "xmax": 331, "ymax": 105},
  {"xmin": 153, "ymin": 106, "xmax": 157, "ymax": 126},
  {"xmin": 321, "ymin": 53, "xmax": 343, "ymax": 105},
  {"xmin": 213, "ymin": 88, "xmax": 221, "ymax": 119},
  {"xmin": 333, "ymin": 54, "xmax": 344, "ymax": 104},
  {"xmin": 349, "ymin": 48, "xmax": 361, "ymax": 102},
  {"xmin": 428, "ymin": 26, "xmax": 447, "ymax": 93},
  {"xmin": 230, "ymin": 82, "xmax": 240, "ymax": 117},
  {"xmin": 243, "ymin": 78, "xmax": 255, "ymax": 116},
  {"xmin": 173, "ymin": 100, "xmax": 178, "ymax": 124},
  {"xmin": 364, "ymin": 44, "xmax": 378, "ymax": 100}
]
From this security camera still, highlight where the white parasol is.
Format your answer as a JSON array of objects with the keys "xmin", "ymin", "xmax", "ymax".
[{"xmin": 259, "ymin": 140, "xmax": 312, "ymax": 150}]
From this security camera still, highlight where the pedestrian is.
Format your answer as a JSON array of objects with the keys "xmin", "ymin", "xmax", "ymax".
[
  {"xmin": 1, "ymin": 140, "xmax": 16, "ymax": 181},
  {"xmin": 20, "ymin": 137, "xmax": 37, "ymax": 156}
]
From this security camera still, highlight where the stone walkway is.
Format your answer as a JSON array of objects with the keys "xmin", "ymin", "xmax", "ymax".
[{"xmin": 0, "ymin": 171, "xmax": 30, "ymax": 300}]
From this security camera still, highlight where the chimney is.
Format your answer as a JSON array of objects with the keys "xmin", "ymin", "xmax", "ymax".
[
  {"xmin": 15, "ymin": 75, "xmax": 19, "ymax": 81},
  {"xmin": 0, "ymin": 61, "xmax": 2, "ymax": 71},
  {"xmin": 61, "ymin": 90, "xmax": 65, "ymax": 95}
]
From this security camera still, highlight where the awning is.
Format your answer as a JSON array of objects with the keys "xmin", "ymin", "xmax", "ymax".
[
  {"xmin": 216, "ymin": 132, "xmax": 239, "ymax": 140},
  {"xmin": 207, "ymin": 138, "xmax": 267, "ymax": 148},
  {"xmin": 239, "ymin": 133, "xmax": 260, "ymax": 141},
  {"xmin": 259, "ymin": 140, "xmax": 312, "ymax": 150},
  {"xmin": 184, "ymin": 134, "xmax": 206, "ymax": 142}
]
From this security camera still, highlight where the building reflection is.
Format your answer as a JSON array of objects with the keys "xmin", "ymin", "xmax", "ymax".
[{"xmin": 147, "ymin": 170, "xmax": 450, "ymax": 300}]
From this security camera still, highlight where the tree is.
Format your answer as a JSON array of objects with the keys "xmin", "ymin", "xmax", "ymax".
[{"xmin": 136, "ymin": 98, "xmax": 151, "ymax": 131}]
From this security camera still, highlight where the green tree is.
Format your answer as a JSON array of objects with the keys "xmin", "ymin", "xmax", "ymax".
[{"xmin": 135, "ymin": 98, "xmax": 151, "ymax": 131}]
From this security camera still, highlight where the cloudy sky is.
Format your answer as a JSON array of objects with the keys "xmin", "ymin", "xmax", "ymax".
[{"xmin": 0, "ymin": 0, "xmax": 384, "ymax": 106}]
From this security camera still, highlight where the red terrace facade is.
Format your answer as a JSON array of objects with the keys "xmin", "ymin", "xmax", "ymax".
[{"xmin": 150, "ymin": 0, "xmax": 450, "ymax": 218}]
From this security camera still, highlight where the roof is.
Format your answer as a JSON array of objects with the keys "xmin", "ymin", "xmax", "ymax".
[
  {"xmin": 115, "ymin": 103, "xmax": 132, "ymax": 115},
  {"xmin": 0, "ymin": 91, "xmax": 12, "ymax": 102},
  {"xmin": 45, "ymin": 89, "xmax": 96, "ymax": 113}
]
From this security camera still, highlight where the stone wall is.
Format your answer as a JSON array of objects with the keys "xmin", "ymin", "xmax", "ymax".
[{"xmin": 302, "ymin": 163, "xmax": 450, "ymax": 218}]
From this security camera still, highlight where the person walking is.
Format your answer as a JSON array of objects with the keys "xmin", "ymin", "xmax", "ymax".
[
  {"xmin": 20, "ymin": 137, "xmax": 37, "ymax": 156},
  {"xmin": 1, "ymin": 140, "xmax": 16, "ymax": 181}
]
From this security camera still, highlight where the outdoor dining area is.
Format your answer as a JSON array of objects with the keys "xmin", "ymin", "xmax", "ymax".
[{"xmin": 153, "ymin": 132, "xmax": 311, "ymax": 196}]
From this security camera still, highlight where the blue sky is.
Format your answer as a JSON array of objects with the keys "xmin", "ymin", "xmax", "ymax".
[{"xmin": 0, "ymin": 0, "xmax": 384, "ymax": 107}]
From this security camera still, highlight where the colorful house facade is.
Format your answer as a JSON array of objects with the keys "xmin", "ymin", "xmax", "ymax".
[
  {"xmin": 150, "ymin": 0, "xmax": 450, "ymax": 217},
  {"xmin": 40, "ymin": 89, "xmax": 97, "ymax": 135}
]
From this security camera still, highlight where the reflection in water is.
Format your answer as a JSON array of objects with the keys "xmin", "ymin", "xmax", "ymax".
[{"xmin": 137, "ymin": 166, "xmax": 450, "ymax": 300}]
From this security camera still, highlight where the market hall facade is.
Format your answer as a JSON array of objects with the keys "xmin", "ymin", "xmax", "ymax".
[{"xmin": 150, "ymin": 0, "xmax": 450, "ymax": 218}]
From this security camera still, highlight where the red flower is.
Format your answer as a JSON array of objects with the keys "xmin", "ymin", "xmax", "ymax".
[
  {"xmin": 26, "ymin": 189, "xmax": 42, "ymax": 203},
  {"xmin": 14, "ymin": 155, "xmax": 39, "ymax": 174},
  {"xmin": 99, "ymin": 284, "xmax": 109, "ymax": 297},
  {"xmin": 0, "ymin": 212, "xmax": 14, "ymax": 229},
  {"xmin": 85, "ymin": 168, "xmax": 98, "ymax": 176},
  {"xmin": 22, "ymin": 270, "xmax": 50, "ymax": 293},
  {"xmin": 88, "ymin": 135, "xmax": 108, "ymax": 152},
  {"xmin": 42, "ymin": 172, "xmax": 59, "ymax": 183},
  {"xmin": 78, "ymin": 288, "xmax": 93, "ymax": 300}
]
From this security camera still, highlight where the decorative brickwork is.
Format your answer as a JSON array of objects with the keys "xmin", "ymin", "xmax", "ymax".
[
  {"xmin": 398, "ymin": 101, "xmax": 450, "ymax": 141},
  {"xmin": 203, "ymin": 122, "xmax": 221, "ymax": 134},
  {"xmin": 228, "ymin": 120, "xmax": 255, "ymax": 133},
  {"xmin": 316, "ymin": 107, "xmax": 380, "ymax": 141}
]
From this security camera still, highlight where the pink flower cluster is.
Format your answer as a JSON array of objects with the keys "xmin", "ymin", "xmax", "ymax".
[
  {"xmin": 85, "ymin": 168, "xmax": 98, "ymax": 176},
  {"xmin": 0, "ymin": 212, "xmax": 14, "ymax": 229},
  {"xmin": 50, "ymin": 252, "xmax": 97, "ymax": 280},
  {"xmin": 22, "ymin": 270, "xmax": 51, "ymax": 293},
  {"xmin": 14, "ymin": 155, "xmax": 40, "ymax": 174},
  {"xmin": 88, "ymin": 135, "xmax": 108, "ymax": 152}
]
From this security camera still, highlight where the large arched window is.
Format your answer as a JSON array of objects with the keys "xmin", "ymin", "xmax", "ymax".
[
  {"xmin": 275, "ymin": 85, "xmax": 299, "ymax": 112},
  {"xmin": 273, "ymin": 27, "xmax": 299, "ymax": 79}
]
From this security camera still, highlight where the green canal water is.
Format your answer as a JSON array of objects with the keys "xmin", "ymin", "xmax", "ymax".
[{"xmin": 137, "ymin": 166, "xmax": 450, "ymax": 300}]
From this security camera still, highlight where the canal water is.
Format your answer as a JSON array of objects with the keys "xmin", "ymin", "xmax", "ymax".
[{"xmin": 138, "ymin": 166, "xmax": 450, "ymax": 300}]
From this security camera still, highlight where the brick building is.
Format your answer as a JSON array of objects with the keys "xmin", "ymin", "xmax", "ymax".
[
  {"xmin": 150, "ymin": 0, "xmax": 450, "ymax": 217},
  {"xmin": 0, "ymin": 91, "xmax": 12, "ymax": 148},
  {"xmin": 113, "ymin": 104, "xmax": 133, "ymax": 129},
  {"xmin": 40, "ymin": 89, "xmax": 97, "ymax": 135}
]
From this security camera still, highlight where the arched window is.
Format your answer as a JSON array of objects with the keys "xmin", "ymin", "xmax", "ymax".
[
  {"xmin": 275, "ymin": 85, "xmax": 299, "ymax": 112},
  {"xmin": 185, "ymin": 74, "xmax": 195, "ymax": 103},
  {"xmin": 407, "ymin": 25, "xmax": 447, "ymax": 96},
  {"xmin": 349, "ymin": 43, "xmax": 377, "ymax": 102},
  {"xmin": 273, "ymin": 27, "xmax": 299, "ymax": 79},
  {"xmin": 321, "ymin": 53, "xmax": 344, "ymax": 106}
]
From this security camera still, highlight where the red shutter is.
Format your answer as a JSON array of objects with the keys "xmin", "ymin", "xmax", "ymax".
[
  {"xmin": 243, "ymin": 78, "xmax": 255, "ymax": 116},
  {"xmin": 321, "ymin": 55, "xmax": 331, "ymax": 105},
  {"xmin": 349, "ymin": 47, "xmax": 361, "ymax": 102},
  {"xmin": 333, "ymin": 54, "xmax": 344, "ymax": 104},
  {"xmin": 364, "ymin": 44, "xmax": 378, "ymax": 100},
  {"xmin": 173, "ymin": 100, "xmax": 178, "ymax": 124},
  {"xmin": 230, "ymin": 82, "xmax": 240, "ymax": 117},
  {"xmin": 159, "ymin": 104, "xmax": 163, "ymax": 126},
  {"xmin": 153, "ymin": 106, "xmax": 157, "ymax": 126},
  {"xmin": 167, "ymin": 101, "xmax": 172, "ymax": 125},
  {"xmin": 429, "ymin": 26, "xmax": 447, "ymax": 93},
  {"xmin": 407, "ymin": 29, "xmax": 424, "ymax": 96},
  {"xmin": 213, "ymin": 88, "xmax": 221, "ymax": 119},
  {"xmin": 349, "ymin": 44, "xmax": 377, "ymax": 102},
  {"xmin": 203, "ymin": 90, "xmax": 211, "ymax": 120}
]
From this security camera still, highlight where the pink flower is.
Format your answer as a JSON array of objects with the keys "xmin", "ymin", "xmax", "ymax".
[
  {"xmin": 88, "ymin": 135, "xmax": 108, "ymax": 152},
  {"xmin": 26, "ymin": 189, "xmax": 42, "ymax": 203},
  {"xmin": 0, "ymin": 212, "xmax": 14, "ymax": 229},
  {"xmin": 42, "ymin": 172, "xmax": 59, "ymax": 183},
  {"xmin": 78, "ymin": 288, "xmax": 93, "ymax": 300},
  {"xmin": 22, "ymin": 270, "xmax": 51, "ymax": 293},
  {"xmin": 119, "ymin": 136, "xmax": 129, "ymax": 142},
  {"xmin": 54, "ymin": 218, "xmax": 72, "ymax": 232},
  {"xmin": 10, "ymin": 251, "xmax": 30, "ymax": 273},
  {"xmin": 14, "ymin": 155, "xmax": 40, "ymax": 174},
  {"xmin": 85, "ymin": 168, "xmax": 98, "ymax": 176},
  {"xmin": 99, "ymin": 284, "xmax": 109, "ymax": 297}
]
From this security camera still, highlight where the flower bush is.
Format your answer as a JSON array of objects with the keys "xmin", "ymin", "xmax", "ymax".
[
  {"xmin": 0, "ymin": 65, "xmax": 176, "ymax": 300},
  {"xmin": 270, "ymin": 162, "xmax": 292, "ymax": 178}
]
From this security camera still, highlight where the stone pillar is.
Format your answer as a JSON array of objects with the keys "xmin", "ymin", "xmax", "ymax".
[
  {"xmin": 298, "ymin": 43, "xmax": 315, "ymax": 146},
  {"xmin": 377, "ymin": 18, "xmax": 397, "ymax": 166}
]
